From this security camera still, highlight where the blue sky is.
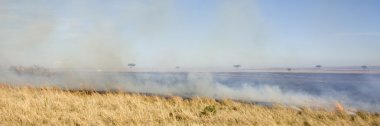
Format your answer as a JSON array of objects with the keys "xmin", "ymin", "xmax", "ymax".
[{"xmin": 0, "ymin": 0, "xmax": 379, "ymax": 68}]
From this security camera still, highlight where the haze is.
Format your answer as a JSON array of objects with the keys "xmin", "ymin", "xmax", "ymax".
[{"xmin": 1, "ymin": 0, "xmax": 379, "ymax": 69}]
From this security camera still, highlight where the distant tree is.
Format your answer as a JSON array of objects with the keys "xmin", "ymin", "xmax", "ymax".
[
  {"xmin": 361, "ymin": 65, "xmax": 368, "ymax": 70},
  {"xmin": 315, "ymin": 65, "xmax": 322, "ymax": 69},
  {"xmin": 233, "ymin": 65, "xmax": 241, "ymax": 69},
  {"xmin": 175, "ymin": 66, "xmax": 180, "ymax": 69},
  {"xmin": 287, "ymin": 68, "xmax": 292, "ymax": 71},
  {"xmin": 128, "ymin": 63, "xmax": 136, "ymax": 68}
]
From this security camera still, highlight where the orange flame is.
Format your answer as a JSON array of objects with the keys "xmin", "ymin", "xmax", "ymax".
[{"xmin": 335, "ymin": 102, "xmax": 344, "ymax": 112}]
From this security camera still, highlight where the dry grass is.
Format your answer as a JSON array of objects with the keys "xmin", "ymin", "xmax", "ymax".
[{"xmin": 0, "ymin": 86, "xmax": 379, "ymax": 126}]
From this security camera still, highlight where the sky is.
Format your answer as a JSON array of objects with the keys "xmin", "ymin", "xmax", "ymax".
[{"xmin": 0, "ymin": 0, "xmax": 379, "ymax": 69}]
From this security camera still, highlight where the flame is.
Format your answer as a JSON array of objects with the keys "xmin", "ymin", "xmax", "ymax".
[
  {"xmin": 335, "ymin": 102, "xmax": 345, "ymax": 112},
  {"xmin": 0, "ymin": 83, "xmax": 9, "ymax": 88}
]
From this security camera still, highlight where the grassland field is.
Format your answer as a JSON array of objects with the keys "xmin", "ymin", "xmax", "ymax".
[{"xmin": 0, "ymin": 85, "xmax": 379, "ymax": 126}]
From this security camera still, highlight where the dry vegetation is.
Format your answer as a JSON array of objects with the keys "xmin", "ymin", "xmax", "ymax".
[{"xmin": 0, "ymin": 85, "xmax": 379, "ymax": 126}]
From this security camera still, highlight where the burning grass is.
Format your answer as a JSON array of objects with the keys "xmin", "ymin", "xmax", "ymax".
[{"xmin": 0, "ymin": 85, "xmax": 379, "ymax": 126}]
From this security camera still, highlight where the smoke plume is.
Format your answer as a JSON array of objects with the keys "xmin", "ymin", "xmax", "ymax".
[{"xmin": 1, "ymin": 0, "xmax": 379, "ymax": 113}]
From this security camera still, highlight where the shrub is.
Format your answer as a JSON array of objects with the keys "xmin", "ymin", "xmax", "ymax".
[{"xmin": 200, "ymin": 105, "xmax": 217, "ymax": 116}]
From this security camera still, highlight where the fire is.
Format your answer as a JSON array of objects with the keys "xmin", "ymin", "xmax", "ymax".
[
  {"xmin": 334, "ymin": 102, "xmax": 345, "ymax": 112},
  {"xmin": 0, "ymin": 83, "xmax": 9, "ymax": 88}
]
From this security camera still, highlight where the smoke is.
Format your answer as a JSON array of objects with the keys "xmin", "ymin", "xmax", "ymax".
[
  {"xmin": 1, "ymin": 70, "xmax": 380, "ymax": 112},
  {"xmin": 1, "ymin": 0, "xmax": 379, "ymax": 113},
  {"xmin": 112, "ymin": 73, "xmax": 380, "ymax": 112},
  {"xmin": 0, "ymin": 0, "xmax": 271, "ymax": 69}
]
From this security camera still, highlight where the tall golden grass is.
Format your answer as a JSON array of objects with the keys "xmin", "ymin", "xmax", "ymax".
[{"xmin": 0, "ymin": 85, "xmax": 379, "ymax": 126}]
